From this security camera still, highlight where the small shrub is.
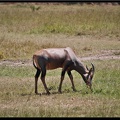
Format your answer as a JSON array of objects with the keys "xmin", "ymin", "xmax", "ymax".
[
  {"xmin": 30, "ymin": 5, "xmax": 41, "ymax": 12},
  {"xmin": 114, "ymin": 51, "xmax": 120, "ymax": 55},
  {"xmin": 82, "ymin": 47, "xmax": 92, "ymax": 51}
]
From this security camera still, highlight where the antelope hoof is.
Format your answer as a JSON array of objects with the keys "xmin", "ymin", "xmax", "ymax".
[
  {"xmin": 46, "ymin": 91, "xmax": 51, "ymax": 95},
  {"xmin": 73, "ymin": 88, "xmax": 77, "ymax": 92},
  {"xmin": 90, "ymin": 88, "xmax": 93, "ymax": 92},
  {"xmin": 58, "ymin": 90, "xmax": 62, "ymax": 94}
]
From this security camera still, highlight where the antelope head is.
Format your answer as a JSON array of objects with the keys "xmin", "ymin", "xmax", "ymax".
[{"xmin": 85, "ymin": 63, "xmax": 95, "ymax": 91}]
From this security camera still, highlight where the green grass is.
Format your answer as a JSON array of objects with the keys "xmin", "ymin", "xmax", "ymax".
[
  {"xmin": 0, "ymin": 60, "xmax": 120, "ymax": 117},
  {"xmin": 0, "ymin": 3, "xmax": 120, "ymax": 117},
  {"xmin": 0, "ymin": 3, "xmax": 120, "ymax": 36}
]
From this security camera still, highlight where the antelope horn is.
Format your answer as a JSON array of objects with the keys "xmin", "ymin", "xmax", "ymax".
[
  {"xmin": 91, "ymin": 63, "xmax": 95, "ymax": 72},
  {"xmin": 86, "ymin": 65, "xmax": 89, "ymax": 71}
]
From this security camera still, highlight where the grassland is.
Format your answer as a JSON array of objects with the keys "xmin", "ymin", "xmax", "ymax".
[
  {"xmin": 0, "ymin": 3, "xmax": 120, "ymax": 117},
  {"xmin": 0, "ymin": 3, "xmax": 120, "ymax": 59},
  {"xmin": 0, "ymin": 60, "xmax": 120, "ymax": 117}
]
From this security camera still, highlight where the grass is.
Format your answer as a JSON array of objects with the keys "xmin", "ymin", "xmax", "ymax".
[
  {"xmin": 0, "ymin": 60, "xmax": 120, "ymax": 117},
  {"xmin": 0, "ymin": 3, "xmax": 120, "ymax": 36},
  {"xmin": 0, "ymin": 3, "xmax": 120, "ymax": 117},
  {"xmin": 0, "ymin": 3, "xmax": 120, "ymax": 59},
  {"xmin": 0, "ymin": 3, "xmax": 120, "ymax": 60},
  {"xmin": 0, "ymin": 33, "xmax": 120, "ymax": 60}
]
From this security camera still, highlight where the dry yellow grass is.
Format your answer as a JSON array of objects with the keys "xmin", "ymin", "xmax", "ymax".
[
  {"xmin": 0, "ymin": 3, "xmax": 120, "ymax": 60},
  {"xmin": 0, "ymin": 32, "xmax": 120, "ymax": 60}
]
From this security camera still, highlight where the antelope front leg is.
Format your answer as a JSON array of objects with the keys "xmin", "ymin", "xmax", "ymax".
[{"xmin": 67, "ymin": 71, "xmax": 77, "ymax": 92}]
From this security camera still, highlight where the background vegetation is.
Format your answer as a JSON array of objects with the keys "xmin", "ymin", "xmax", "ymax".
[
  {"xmin": 0, "ymin": 3, "xmax": 120, "ymax": 117},
  {"xmin": 0, "ymin": 2, "xmax": 120, "ymax": 59}
]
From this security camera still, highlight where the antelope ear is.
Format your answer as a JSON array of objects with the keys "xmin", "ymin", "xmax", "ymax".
[{"xmin": 91, "ymin": 63, "xmax": 95, "ymax": 72}]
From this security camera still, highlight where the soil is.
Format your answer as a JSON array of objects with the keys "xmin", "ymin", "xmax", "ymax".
[{"xmin": 0, "ymin": 50, "xmax": 120, "ymax": 67}]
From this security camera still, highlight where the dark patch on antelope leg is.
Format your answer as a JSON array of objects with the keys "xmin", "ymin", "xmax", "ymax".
[
  {"xmin": 41, "ymin": 69, "xmax": 50, "ymax": 95},
  {"xmin": 35, "ymin": 68, "xmax": 41, "ymax": 94},
  {"xmin": 58, "ymin": 71, "xmax": 65, "ymax": 94},
  {"xmin": 67, "ymin": 71, "xmax": 77, "ymax": 92},
  {"xmin": 58, "ymin": 60, "xmax": 73, "ymax": 93}
]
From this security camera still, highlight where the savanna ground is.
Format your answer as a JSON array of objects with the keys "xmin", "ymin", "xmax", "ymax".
[{"xmin": 0, "ymin": 3, "xmax": 120, "ymax": 117}]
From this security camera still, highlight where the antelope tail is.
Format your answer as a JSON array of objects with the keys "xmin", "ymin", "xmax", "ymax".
[
  {"xmin": 33, "ymin": 55, "xmax": 41, "ymax": 70},
  {"xmin": 33, "ymin": 55, "xmax": 37, "ymax": 69}
]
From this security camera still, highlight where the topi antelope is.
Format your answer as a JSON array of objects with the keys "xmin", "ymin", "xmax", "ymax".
[{"xmin": 33, "ymin": 47, "xmax": 95, "ymax": 95}]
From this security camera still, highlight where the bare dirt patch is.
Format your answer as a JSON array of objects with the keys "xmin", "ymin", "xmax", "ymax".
[
  {"xmin": 0, "ymin": 59, "xmax": 32, "ymax": 67},
  {"xmin": 0, "ymin": 50, "xmax": 120, "ymax": 67},
  {"xmin": 80, "ymin": 50, "xmax": 120, "ymax": 61}
]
